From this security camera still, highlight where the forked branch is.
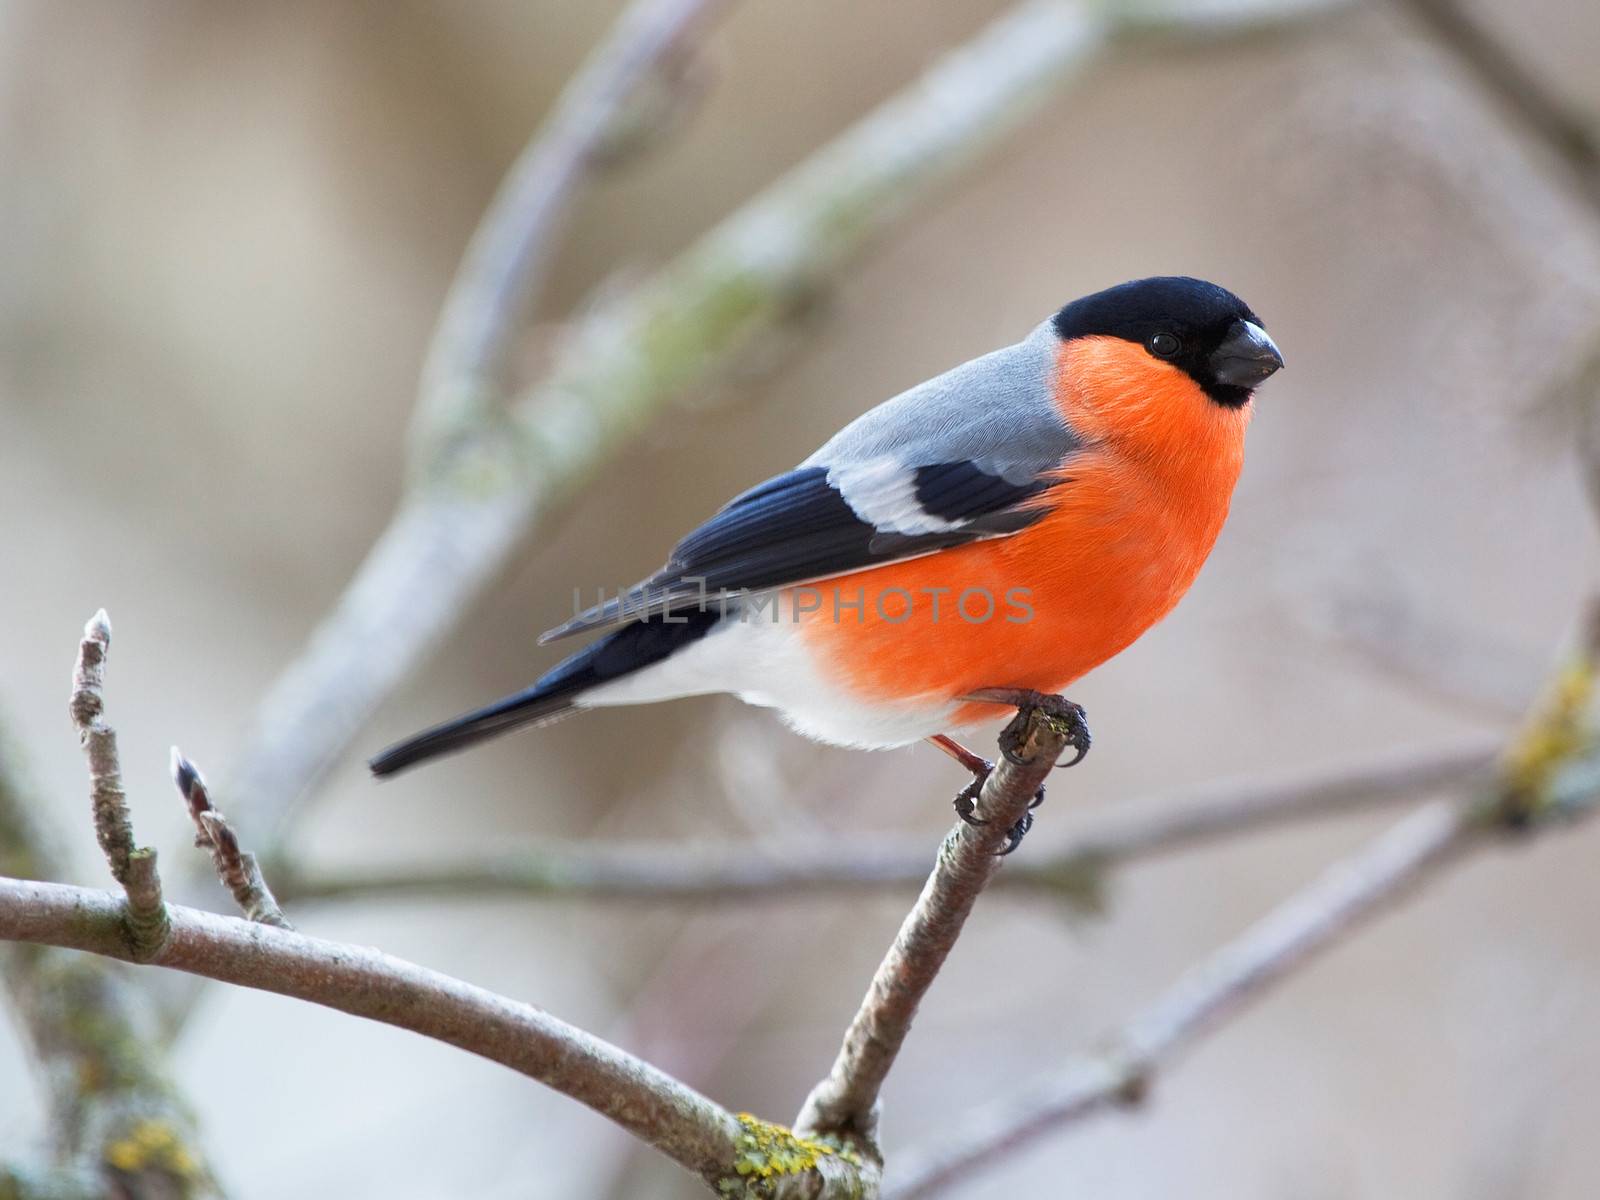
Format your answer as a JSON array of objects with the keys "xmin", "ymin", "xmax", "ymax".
[{"xmin": 887, "ymin": 605, "xmax": 1600, "ymax": 1197}]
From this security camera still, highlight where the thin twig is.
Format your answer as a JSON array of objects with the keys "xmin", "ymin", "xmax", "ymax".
[
  {"xmin": 888, "ymin": 607, "xmax": 1600, "ymax": 1198},
  {"xmin": 68, "ymin": 610, "xmax": 168, "ymax": 960},
  {"xmin": 412, "ymin": 0, "xmax": 732, "ymax": 462},
  {"xmin": 272, "ymin": 738, "xmax": 1494, "ymax": 907},
  {"xmin": 172, "ymin": 748, "xmax": 291, "ymax": 929},
  {"xmin": 68, "ymin": 611, "xmax": 131, "ymax": 882},
  {"xmin": 794, "ymin": 707, "xmax": 1074, "ymax": 1149}
]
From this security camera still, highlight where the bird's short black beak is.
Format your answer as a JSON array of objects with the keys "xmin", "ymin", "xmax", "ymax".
[{"xmin": 1210, "ymin": 320, "xmax": 1284, "ymax": 389}]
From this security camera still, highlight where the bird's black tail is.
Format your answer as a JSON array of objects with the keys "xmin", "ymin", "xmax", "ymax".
[
  {"xmin": 367, "ymin": 683, "xmax": 577, "ymax": 777},
  {"xmin": 368, "ymin": 608, "xmax": 719, "ymax": 778}
]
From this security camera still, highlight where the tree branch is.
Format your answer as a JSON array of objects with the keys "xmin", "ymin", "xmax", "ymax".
[
  {"xmin": 13, "ymin": 621, "xmax": 897, "ymax": 1199},
  {"xmin": 794, "ymin": 706, "xmax": 1076, "ymax": 1149},
  {"xmin": 0, "ymin": 872, "xmax": 887, "ymax": 1198},
  {"xmin": 887, "ymin": 801, "xmax": 1472, "ymax": 1197},
  {"xmin": 270, "ymin": 738, "xmax": 1494, "ymax": 907},
  {"xmin": 411, "ymin": 0, "xmax": 732, "ymax": 463},
  {"xmin": 0, "ymin": 718, "xmax": 215, "ymax": 1197},
  {"xmin": 1395, "ymin": 0, "xmax": 1600, "ymax": 215},
  {"xmin": 0, "ymin": 876, "xmax": 752, "ymax": 1188},
  {"xmin": 886, "ymin": 607, "xmax": 1600, "ymax": 1198}
]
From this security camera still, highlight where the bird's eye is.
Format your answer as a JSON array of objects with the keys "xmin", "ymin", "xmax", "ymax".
[{"xmin": 1148, "ymin": 332, "xmax": 1181, "ymax": 359}]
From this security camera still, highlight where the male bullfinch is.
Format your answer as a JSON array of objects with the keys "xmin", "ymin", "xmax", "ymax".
[{"xmin": 371, "ymin": 276, "xmax": 1283, "ymax": 843}]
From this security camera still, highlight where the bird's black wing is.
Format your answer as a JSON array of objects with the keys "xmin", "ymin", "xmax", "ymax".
[{"xmin": 539, "ymin": 460, "xmax": 1056, "ymax": 643}]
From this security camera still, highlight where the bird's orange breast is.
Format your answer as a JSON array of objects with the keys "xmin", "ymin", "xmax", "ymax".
[{"xmin": 794, "ymin": 336, "xmax": 1251, "ymax": 723}]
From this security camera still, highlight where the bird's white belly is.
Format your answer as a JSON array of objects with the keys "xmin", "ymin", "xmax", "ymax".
[{"xmin": 575, "ymin": 616, "xmax": 960, "ymax": 749}]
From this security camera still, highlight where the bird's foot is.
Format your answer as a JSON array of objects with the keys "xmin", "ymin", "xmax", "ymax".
[
  {"xmin": 932, "ymin": 727, "xmax": 1052, "ymax": 857},
  {"xmin": 952, "ymin": 763, "xmax": 1045, "ymax": 858},
  {"xmin": 998, "ymin": 811, "xmax": 1034, "ymax": 856},
  {"xmin": 951, "ymin": 762, "xmax": 993, "ymax": 827},
  {"xmin": 964, "ymin": 688, "xmax": 1092, "ymax": 769}
]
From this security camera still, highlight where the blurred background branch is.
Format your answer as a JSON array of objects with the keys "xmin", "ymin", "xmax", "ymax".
[
  {"xmin": 1396, "ymin": 0, "xmax": 1600, "ymax": 213},
  {"xmin": 217, "ymin": 0, "xmax": 738, "ymax": 876},
  {"xmin": 410, "ymin": 0, "xmax": 733, "ymax": 465},
  {"xmin": 270, "ymin": 738, "xmax": 1493, "ymax": 907}
]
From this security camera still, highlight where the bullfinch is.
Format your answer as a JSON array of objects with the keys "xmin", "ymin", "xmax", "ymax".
[{"xmin": 371, "ymin": 276, "xmax": 1283, "ymax": 843}]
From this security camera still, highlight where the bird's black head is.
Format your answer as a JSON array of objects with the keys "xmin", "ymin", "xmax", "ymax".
[{"xmin": 1052, "ymin": 276, "xmax": 1283, "ymax": 408}]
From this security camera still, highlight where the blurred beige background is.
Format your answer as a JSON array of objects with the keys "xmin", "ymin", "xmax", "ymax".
[{"xmin": 3, "ymin": 1, "xmax": 1600, "ymax": 1197}]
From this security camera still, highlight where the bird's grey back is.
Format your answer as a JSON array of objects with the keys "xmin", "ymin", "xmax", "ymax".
[{"xmin": 799, "ymin": 319, "xmax": 1077, "ymax": 483}]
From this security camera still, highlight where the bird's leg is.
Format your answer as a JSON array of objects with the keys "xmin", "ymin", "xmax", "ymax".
[
  {"xmin": 928, "ymin": 732, "xmax": 990, "ymax": 775},
  {"xmin": 954, "ymin": 689, "xmax": 1093, "ymax": 855},
  {"xmin": 927, "ymin": 734, "xmax": 992, "ymax": 827},
  {"xmin": 928, "ymin": 730, "xmax": 1048, "ymax": 852}
]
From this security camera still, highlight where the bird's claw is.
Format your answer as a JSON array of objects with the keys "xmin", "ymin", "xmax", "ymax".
[
  {"xmin": 970, "ymin": 689, "xmax": 1091, "ymax": 768},
  {"xmin": 952, "ymin": 760, "xmax": 993, "ymax": 827},
  {"xmin": 955, "ymin": 767, "xmax": 1045, "ymax": 857},
  {"xmin": 1053, "ymin": 705, "xmax": 1091, "ymax": 769},
  {"xmin": 997, "ymin": 811, "xmax": 1034, "ymax": 856}
]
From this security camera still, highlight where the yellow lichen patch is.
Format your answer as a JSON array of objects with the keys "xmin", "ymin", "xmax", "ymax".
[
  {"xmin": 1500, "ymin": 658, "xmax": 1597, "ymax": 819},
  {"xmin": 103, "ymin": 1118, "xmax": 201, "ymax": 1183},
  {"xmin": 76, "ymin": 1058, "xmax": 106, "ymax": 1094},
  {"xmin": 717, "ymin": 1114, "xmax": 863, "ymax": 1197}
]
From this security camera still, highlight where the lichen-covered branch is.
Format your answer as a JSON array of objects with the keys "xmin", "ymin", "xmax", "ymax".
[
  {"xmin": 0, "ymin": 721, "xmax": 215, "ymax": 1198},
  {"xmin": 0, "ymin": 875, "xmax": 872, "ymax": 1196},
  {"xmin": 171, "ymin": 748, "xmax": 290, "ymax": 929},
  {"xmin": 794, "ymin": 706, "xmax": 1075, "ymax": 1151},
  {"xmin": 886, "ymin": 608, "xmax": 1600, "ymax": 1198},
  {"xmin": 272, "ymin": 738, "xmax": 1492, "ymax": 908}
]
